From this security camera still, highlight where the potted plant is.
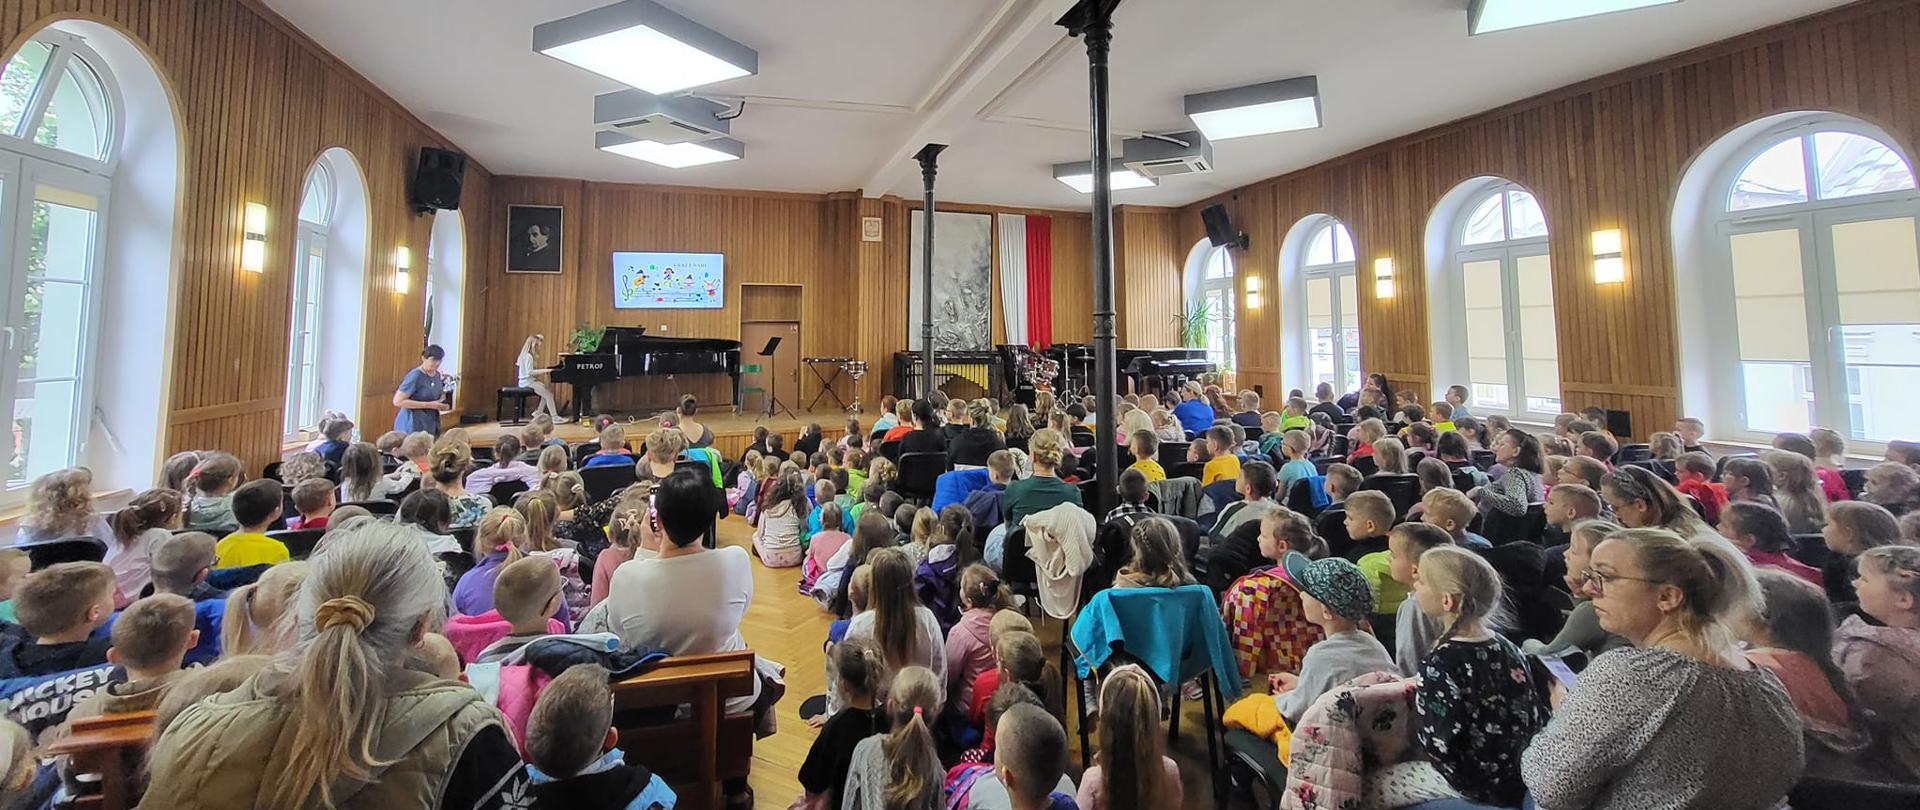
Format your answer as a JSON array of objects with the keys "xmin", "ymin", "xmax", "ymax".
[
  {"xmin": 570, "ymin": 323, "xmax": 605, "ymax": 353},
  {"xmin": 1174, "ymin": 299, "xmax": 1213, "ymax": 348}
]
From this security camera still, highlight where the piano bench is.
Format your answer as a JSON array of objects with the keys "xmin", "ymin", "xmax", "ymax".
[{"xmin": 497, "ymin": 386, "xmax": 537, "ymax": 426}]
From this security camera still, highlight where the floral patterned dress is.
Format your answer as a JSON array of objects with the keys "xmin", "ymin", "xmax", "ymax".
[{"xmin": 1415, "ymin": 635, "xmax": 1550, "ymax": 806}]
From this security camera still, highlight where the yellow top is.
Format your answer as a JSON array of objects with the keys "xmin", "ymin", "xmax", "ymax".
[
  {"xmin": 1128, "ymin": 459, "xmax": 1167, "ymax": 482},
  {"xmin": 214, "ymin": 532, "xmax": 290, "ymax": 568},
  {"xmin": 1203, "ymin": 454, "xmax": 1242, "ymax": 486},
  {"xmin": 1357, "ymin": 550, "xmax": 1409, "ymax": 615}
]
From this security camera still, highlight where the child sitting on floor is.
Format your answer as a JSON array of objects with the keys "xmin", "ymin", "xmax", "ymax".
[
  {"xmin": 1077, "ymin": 664, "xmax": 1181, "ymax": 809},
  {"xmin": 969, "ymin": 703, "xmax": 1076, "ymax": 810},
  {"xmin": 915, "ymin": 508, "xmax": 964, "ymax": 632},
  {"xmin": 795, "ymin": 639, "xmax": 886, "ymax": 810}
]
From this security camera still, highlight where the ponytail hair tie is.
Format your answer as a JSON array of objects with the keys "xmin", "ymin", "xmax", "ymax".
[
  {"xmin": 315, "ymin": 595, "xmax": 375, "ymax": 634},
  {"xmin": 911, "ymin": 706, "xmax": 924, "ymax": 718}
]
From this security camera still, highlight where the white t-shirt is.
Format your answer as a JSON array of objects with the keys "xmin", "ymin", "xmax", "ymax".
[
  {"xmin": 606, "ymin": 546, "xmax": 759, "ymax": 708},
  {"xmin": 516, "ymin": 351, "xmax": 535, "ymax": 387}
]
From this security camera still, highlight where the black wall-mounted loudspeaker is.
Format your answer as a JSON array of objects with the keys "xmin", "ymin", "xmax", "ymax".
[
  {"xmin": 1202, "ymin": 203, "xmax": 1249, "ymax": 250},
  {"xmin": 410, "ymin": 147, "xmax": 467, "ymax": 213}
]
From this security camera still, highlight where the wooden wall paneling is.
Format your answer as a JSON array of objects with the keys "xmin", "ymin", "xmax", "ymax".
[
  {"xmin": 5, "ymin": 1, "xmax": 500, "ymax": 473},
  {"xmin": 1115, "ymin": 205, "xmax": 1187, "ymax": 349},
  {"xmin": 1164, "ymin": 0, "xmax": 1920, "ymax": 439}
]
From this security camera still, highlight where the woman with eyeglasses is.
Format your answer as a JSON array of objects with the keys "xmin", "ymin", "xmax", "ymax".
[
  {"xmin": 1598, "ymin": 464, "xmax": 1717, "ymax": 542},
  {"xmin": 1521, "ymin": 528, "xmax": 1804, "ymax": 809}
]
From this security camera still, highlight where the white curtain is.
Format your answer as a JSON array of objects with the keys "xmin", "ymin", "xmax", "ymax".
[{"xmin": 998, "ymin": 213, "xmax": 1029, "ymax": 346}]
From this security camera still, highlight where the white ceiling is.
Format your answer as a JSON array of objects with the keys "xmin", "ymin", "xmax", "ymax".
[{"xmin": 263, "ymin": 0, "xmax": 1857, "ymax": 210}]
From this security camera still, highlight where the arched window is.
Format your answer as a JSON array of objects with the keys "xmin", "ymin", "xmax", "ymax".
[
  {"xmin": 1711, "ymin": 121, "xmax": 1918, "ymax": 443},
  {"xmin": 426, "ymin": 208, "xmax": 465, "ymax": 384},
  {"xmin": 284, "ymin": 161, "xmax": 332, "ymax": 436},
  {"xmin": 1449, "ymin": 182, "xmax": 1560, "ymax": 417},
  {"xmin": 0, "ymin": 31, "xmax": 120, "ymax": 488},
  {"xmin": 285, "ymin": 148, "xmax": 369, "ymax": 440},
  {"xmin": 1298, "ymin": 218, "xmax": 1359, "ymax": 393},
  {"xmin": 1183, "ymin": 242, "xmax": 1236, "ymax": 371}
]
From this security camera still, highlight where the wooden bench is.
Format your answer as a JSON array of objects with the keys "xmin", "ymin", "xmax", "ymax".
[
  {"xmin": 611, "ymin": 649, "xmax": 757, "ymax": 810},
  {"xmin": 42, "ymin": 709, "xmax": 156, "ymax": 810}
]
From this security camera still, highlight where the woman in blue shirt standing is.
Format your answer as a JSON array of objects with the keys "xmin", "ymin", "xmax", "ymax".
[{"xmin": 393, "ymin": 344, "xmax": 450, "ymax": 436}]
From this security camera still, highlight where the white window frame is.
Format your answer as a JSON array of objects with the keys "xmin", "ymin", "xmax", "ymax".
[
  {"xmin": 1194, "ymin": 245, "xmax": 1236, "ymax": 372},
  {"xmin": 284, "ymin": 161, "xmax": 334, "ymax": 438},
  {"xmin": 0, "ymin": 33, "xmax": 119, "ymax": 499},
  {"xmin": 1708, "ymin": 118, "xmax": 1920, "ymax": 450},
  {"xmin": 1300, "ymin": 219, "xmax": 1359, "ymax": 394},
  {"xmin": 1450, "ymin": 183, "xmax": 1559, "ymax": 420}
]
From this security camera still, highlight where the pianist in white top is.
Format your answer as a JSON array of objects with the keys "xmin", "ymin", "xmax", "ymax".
[{"xmin": 516, "ymin": 334, "xmax": 560, "ymax": 423}]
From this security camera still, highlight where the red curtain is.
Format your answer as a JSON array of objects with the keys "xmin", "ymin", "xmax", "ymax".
[{"xmin": 1025, "ymin": 215, "xmax": 1053, "ymax": 348}]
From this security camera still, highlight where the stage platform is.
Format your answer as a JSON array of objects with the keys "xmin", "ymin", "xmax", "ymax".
[{"xmin": 457, "ymin": 408, "xmax": 848, "ymax": 460}]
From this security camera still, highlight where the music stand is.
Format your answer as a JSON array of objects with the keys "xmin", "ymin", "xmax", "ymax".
[{"xmin": 758, "ymin": 337, "xmax": 795, "ymax": 420}]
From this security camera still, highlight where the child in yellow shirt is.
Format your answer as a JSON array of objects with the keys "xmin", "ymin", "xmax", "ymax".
[{"xmin": 214, "ymin": 479, "xmax": 290, "ymax": 568}]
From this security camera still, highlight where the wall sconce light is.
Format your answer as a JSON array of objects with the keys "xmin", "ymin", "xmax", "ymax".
[
  {"xmin": 240, "ymin": 202, "xmax": 268, "ymax": 273},
  {"xmin": 1592, "ymin": 228, "xmax": 1625, "ymax": 284},
  {"xmin": 1245, "ymin": 275, "xmax": 1263, "ymax": 309},
  {"xmin": 1374, "ymin": 257, "xmax": 1396, "ymax": 298},
  {"xmin": 393, "ymin": 246, "xmax": 412, "ymax": 294}
]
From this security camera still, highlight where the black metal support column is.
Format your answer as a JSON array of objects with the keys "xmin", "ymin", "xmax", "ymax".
[
  {"xmin": 1061, "ymin": 0, "xmax": 1121, "ymax": 515},
  {"xmin": 914, "ymin": 144, "xmax": 947, "ymax": 400}
]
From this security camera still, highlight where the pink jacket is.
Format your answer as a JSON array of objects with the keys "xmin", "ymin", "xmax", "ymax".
[
  {"xmin": 1283, "ymin": 672, "xmax": 1417, "ymax": 810},
  {"xmin": 943, "ymin": 608, "xmax": 997, "ymax": 711},
  {"xmin": 442, "ymin": 610, "xmax": 565, "ymax": 665},
  {"xmin": 1835, "ymin": 616, "xmax": 1920, "ymax": 781}
]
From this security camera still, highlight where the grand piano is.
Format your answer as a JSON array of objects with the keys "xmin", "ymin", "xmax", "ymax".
[
  {"xmin": 1040, "ymin": 344, "xmax": 1211, "ymax": 397},
  {"xmin": 549, "ymin": 326, "xmax": 742, "ymax": 416}
]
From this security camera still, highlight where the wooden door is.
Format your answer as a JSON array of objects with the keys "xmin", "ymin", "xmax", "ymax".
[{"xmin": 741, "ymin": 321, "xmax": 800, "ymax": 413}]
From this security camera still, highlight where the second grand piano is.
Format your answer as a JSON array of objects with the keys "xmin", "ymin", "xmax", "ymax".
[{"xmin": 550, "ymin": 326, "xmax": 742, "ymax": 416}]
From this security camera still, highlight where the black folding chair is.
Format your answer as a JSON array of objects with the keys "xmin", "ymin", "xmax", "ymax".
[
  {"xmin": 1481, "ymin": 502, "xmax": 1548, "ymax": 546},
  {"xmin": 897, "ymin": 452, "xmax": 948, "ymax": 504},
  {"xmin": 1359, "ymin": 472, "xmax": 1421, "ymax": 519},
  {"xmin": 486, "ymin": 480, "xmax": 532, "ymax": 506},
  {"xmin": 1842, "ymin": 468, "xmax": 1868, "ymax": 499},
  {"xmin": 1157, "ymin": 441, "xmax": 1191, "ymax": 468},
  {"xmin": 16, "ymin": 536, "xmax": 106, "ymax": 569},
  {"xmin": 880, "ymin": 440, "xmax": 902, "ymax": 462},
  {"xmin": 339, "ymin": 500, "xmax": 398, "ymax": 516},
  {"xmin": 581, "ymin": 464, "xmax": 638, "ymax": 503},
  {"xmin": 1350, "ymin": 455, "xmax": 1378, "ymax": 477},
  {"xmin": 1169, "ymin": 461, "xmax": 1206, "ymax": 480},
  {"xmin": 1614, "ymin": 443, "xmax": 1652, "ymax": 464},
  {"xmin": 1070, "ymin": 427, "xmax": 1097, "ymax": 449},
  {"xmin": 1791, "ymin": 533, "xmax": 1833, "ymax": 569},
  {"xmin": 1470, "ymin": 449, "xmax": 1497, "ymax": 471},
  {"xmin": 266, "ymin": 529, "xmax": 325, "ymax": 560}
]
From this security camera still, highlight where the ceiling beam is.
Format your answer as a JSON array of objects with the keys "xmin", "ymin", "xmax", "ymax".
[{"xmin": 856, "ymin": 0, "xmax": 1083, "ymax": 197}]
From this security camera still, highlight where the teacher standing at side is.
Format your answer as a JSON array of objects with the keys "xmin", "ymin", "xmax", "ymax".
[{"xmin": 393, "ymin": 344, "xmax": 451, "ymax": 436}]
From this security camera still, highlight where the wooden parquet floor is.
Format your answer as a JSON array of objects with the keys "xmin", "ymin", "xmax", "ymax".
[{"xmin": 719, "ymin": 516, "xmax": 1234, "ymax": 808}]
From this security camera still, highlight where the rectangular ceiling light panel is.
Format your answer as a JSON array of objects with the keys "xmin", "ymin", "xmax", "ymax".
[
  {"xmin": 597, "ymin": 130, "xmax": 743, "ymax": 168},
  {"xmin": 1469, "ymin": 0, "xmax": 1681, "ymax": 35},
  {"xmin": 1052, "ymin": 159, "xmax": 1157, "ymax": 194},
  {"xmin": 535, "ymin": 0, "xmax": 759, "ymax": 94},
  {"xmin": 1184, "ymin": 76, "xmax": 1320, "ymax": 141}
]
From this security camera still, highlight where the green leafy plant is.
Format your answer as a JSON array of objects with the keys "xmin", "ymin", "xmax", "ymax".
[
  {"xmin": 1174, "ymin": 299, "xmax": 1214, "ymax": 348},
  {"xmin": 570, "ymin": 322, "xmax": 605, "ymax": 353}
]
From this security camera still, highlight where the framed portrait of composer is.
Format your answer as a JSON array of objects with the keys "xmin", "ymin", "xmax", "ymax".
[{"xmin": 506, "ymin": 204, "xmax": 564, "ymax": 273}]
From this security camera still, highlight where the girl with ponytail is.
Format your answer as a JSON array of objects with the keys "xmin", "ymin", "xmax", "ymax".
[
  {"xmin": 143, "ymin": 520, "xmax": 529, "ymax": 809},
  {"xmin": 842, "ymin": 665, "xmax": 943, "ymax": 810},
  {"xmin": 450, "ymin": 507, "xmax": 530, "ymax": 617},
  {"xmin": 1079, "ymin": 664, "xmax": 1182, "ymax": 810},
  {"xmin": 945, "ymin": 563, "xmax": 1013, "ymax": 711},
  {"xmin": 181, "ymin": 452, "xmax": 244, "ymax": 533},
  {"xmin": 220, "ymin": 560, "xmax": 310, "ymax": 656},
  {"xmin": 1410, "ymin": 545, "xmax": 1549, "ymax": 806},
  {"xmin": 516, "ymin": 491, "xmax": 586, "ymax": 616},
  {"xmin": 795, "ymin": 639, "xmax": 887, "ymax": 810},
  {"xmin": 104, "ymin": 488, "xmax": 182, "ymax": 599}
]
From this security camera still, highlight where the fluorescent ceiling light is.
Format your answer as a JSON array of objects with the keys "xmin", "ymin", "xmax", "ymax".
[
  {"xmin": 1469, "ymin": 0, "xmax": 1681, "ymax": 35},
  {"xmin": 1184, "ymin": 77, "xmax": 1320, "ymax": 141},
  {"xmin": 535, "ymin": 0, "xmax": 758, "ymax": 94},
  {"xmin": 1052, "ymin": 159, "xmax": 1157, "ymax": 194},
  {"xmin": 597, "ymin": 130, "xmax": 743, "ymax": 168}
]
